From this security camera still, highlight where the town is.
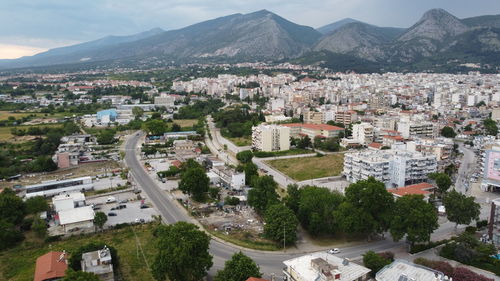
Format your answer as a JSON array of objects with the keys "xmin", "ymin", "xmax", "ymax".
[{"xmin": 0, "ymin": 63, "xmax": 499, "ymax": 281}]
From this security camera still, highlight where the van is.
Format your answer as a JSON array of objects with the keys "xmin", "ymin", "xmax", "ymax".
[{"xmin": 106, "ymin": 197, "xmax": 116, "ymax": 203}]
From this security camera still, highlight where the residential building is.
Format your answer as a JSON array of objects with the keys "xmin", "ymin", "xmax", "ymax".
[
  {"xmin": 154, "ymin": 93, "xmax": 175, "ymax": 108},
  {"xmin": 376, "ymin": 259, "xmax": 445, "ymax": 281},
  {"xmin": 481, "ymin": 142, "xmax": 500, "ymax": 192},
  {"xmin": 343, "ymin": 149, "xmax": 437, "ymax": 188},
  {"xmin": 304, "ymin": 110, "xmax": 324, "ymax": 124},
  {"xmin": 488, "ymin": 198, "xmax": 500, "ymax": 246},
  {"xmin": 352, "ymin": 123, "xmax": 374, "ymax": 145},
  {"xmin": 57, "ymin": 206, "xmax": 95, "ymax": 233},
  {"xmin": 283, "ymin": 252, "xmax": 370, "ymax": 281},
  {"xmin": 81, "ymin": 246, "xmax": 115, "ymax": 281},
  {"xmin": 282, "ymin": 123, "xmax": 344, "ymax": 139},
  {"xmin": 335, "ymin": 111, "xmax": 357, "ymax": 126},
  {"xmin": 397, "ymin": 120, "xmax": 434, "ymax": 139},
  {"xmin": 387, "ymin": 182, "xmax": 435, "ymax": 201},
  {"xmin": 34, "ymin": 251, "xmax": 68, "ymax": 281},
  {"xmin": 252, "ymin": 124, "xmax": 290, "ymax": 152},
  {"xmin": 52, "ymin": 192, "xmax": 86, "ymax": 212}
]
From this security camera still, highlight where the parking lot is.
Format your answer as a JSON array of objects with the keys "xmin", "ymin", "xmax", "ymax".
[{"xmin": 86, "ymin": 191, "xmax": 158, "ymax": 227}]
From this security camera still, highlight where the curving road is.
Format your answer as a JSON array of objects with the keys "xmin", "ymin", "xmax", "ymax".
[{"xmin": 124, "ymin": 132, "xmax": 405, "ymax": 278}]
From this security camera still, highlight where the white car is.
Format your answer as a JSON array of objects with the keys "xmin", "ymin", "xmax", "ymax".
[{"xmin": 328, "ymin": 248, "xmax": 340, "ymax": 254}]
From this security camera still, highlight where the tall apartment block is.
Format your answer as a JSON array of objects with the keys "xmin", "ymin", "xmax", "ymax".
[
  {"xmin": 252, "ymin": 124, "xmax": 290, "ymax": 152},
  {"xmin": 343, "ymin": 149, "xmax": 437, "ymax": 188}
]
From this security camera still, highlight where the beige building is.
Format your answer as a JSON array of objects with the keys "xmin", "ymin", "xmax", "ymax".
[
  {"xmin": 304, "ymin": 110, "xmax": 324, "ymax": 124},
  {"xmin": 252, "ymin": 124, "xmax": 290, "ymax": 152},
  {"xmin": 352, "ymin": 123, "xmax": 374, "ymax": 145},
  {"xmin": 282, "ymin": 123, "xmax": 344, "ymax": 139}
]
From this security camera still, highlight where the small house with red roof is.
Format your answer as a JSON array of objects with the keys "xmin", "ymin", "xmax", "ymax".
[
  {"xmin": 387, "ymin": 182, "xmax": 435, "ymax": 201},
  {"xmin": 34, "ymin": 251, "xmax": 68, "ymax": 281}
]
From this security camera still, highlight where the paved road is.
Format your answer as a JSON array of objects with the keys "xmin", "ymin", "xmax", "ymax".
[
  {"xmin": 455, "ymin": 143, "xmax": 476, "ymax": 194},
  {"xmin": 124, "ymin": 132, "xmax": 409, "ymax": 278}
]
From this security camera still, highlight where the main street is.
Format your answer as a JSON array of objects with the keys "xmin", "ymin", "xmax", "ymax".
[
  {"xmin": 124, "ymin": 132, "xmax": 407, "ymax": 279},
  {"xmin": 454, "ymin": 143, "xmax": 476, "ymax": 194}
]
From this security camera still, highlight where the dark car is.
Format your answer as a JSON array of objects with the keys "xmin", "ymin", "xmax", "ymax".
[
  {"xmin": 119, "ymin": 199, "xmax": 129, "ymax": 204},
  {"xmin": 108, "ymin": 212, "xmax": 117, "ymax": 216},
  {"xmin": 117, "ymin": 204, "xmax": 127, "ymax": 209},
  {"xmin": 140, "ymin": 205, "xmax": 150, "ymax": 209}
]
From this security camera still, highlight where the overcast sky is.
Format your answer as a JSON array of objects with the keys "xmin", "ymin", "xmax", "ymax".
[{"xmin": 1, "ymin": 0, "xmax": 499, "ymax": 59}]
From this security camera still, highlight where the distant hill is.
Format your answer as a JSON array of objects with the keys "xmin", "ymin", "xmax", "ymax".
[
  {"xmin": 0, "ymin": 8, "xmax": 499, "ymax": 73},
  {"xmin": 316, "ymin": 18, "xmax": 361, "ymax": 34}
]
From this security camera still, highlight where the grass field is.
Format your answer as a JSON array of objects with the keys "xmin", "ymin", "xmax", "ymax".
[
  {"xmin": 0, "ymin": 225, "xmax": 157, "ymax": 281},
  {"xmin": 172, "ymin": 119, "xmax": 198, "ymax": 128},
  {"xmin": 226, "ymin": 136, "xmax": 252, "ymax": 146},
  {"xmin": 267, "ymin": 153, "xmax": 344, "ymax": 181},
  {"xmin": 0, "ymin": 111, "xmax": 75, "ymax": 121},
  {"xmin": 0, "ymin": 123, "xmax": 63, "ymax": 142}
]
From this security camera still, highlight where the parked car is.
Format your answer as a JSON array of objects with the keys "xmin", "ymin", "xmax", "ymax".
[
  {"xmin": 328, "ymin": 248, "xmax": 340, "ymax": 254},
  {"xmin": 119, "ymin": 199, "xmax": 129, "ymax": 204},
  {"xmin": 135, "ymin": 218, "xmax": 145, "ymax": 223},
  {"xmin": 117, "ymin": 204, "xmax": 127, "ymax": 209},
  {"xmin": 106, "ymin": 197, "xmax": 116, "ymax": 203},
  {"xmin": 140, "ymin": 205, "xmax": 150, "ymax": 209},
  {"xmin": 108, "ymin": 212, "xmax": 117, "ymax": 216}
]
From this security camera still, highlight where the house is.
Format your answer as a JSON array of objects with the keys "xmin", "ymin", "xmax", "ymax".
[
  {"xmin": 387, "ymin": 183, "xmax": 435, "ymax": 201},
  {"xmin": 52, "ymin": 192, "xmax": 86, "ymax": 212},
  {"xmin": 34, "ymin": 251, "xmax": 68, "ymax": 281},
  {"xmin": 283, "ymin": 252, "xmax": 370, "ymax": 281},
  {"xmin": 57, "ymin": 206, "xmax": 95, "ymax": 233},
  {"xmin": 81, "ymin": 246, "xmax": 115, "ymax": 281},
  {"xmin": 376, "ymin": 259, "xmax": 445, "ymax": 281}
]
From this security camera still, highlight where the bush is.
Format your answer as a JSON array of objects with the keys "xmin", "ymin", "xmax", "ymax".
[
  {"xmin": 465, "ymin": 226, "xmax": 477, "ymax": 234},
  {"xmin": 236, "ymin": 150, "xmax": 254, "ymax": 163},
  {"xmin": 410, "ymin": 239, "xmax": 450, "ymax": 254},
  {"xmin": 476, "ymin": 220, "xmax": 488, "ymax": 229},
  {"xmin": 224, "ymin": 196, "xmax": 240, "ymax": 206},
  {"xmin": 363, "ymin": 251, "xmax": 391, "ymax": 276},
  {"xmin": 20, "ymin": 217, "xmax": 34, "ymax": 231},
  {"xmin": 45, "ymin": 235, "xmax": 63, "ymax": 243}
]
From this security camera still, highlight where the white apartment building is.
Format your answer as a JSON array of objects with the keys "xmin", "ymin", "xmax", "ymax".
[
  {"xmin": 252, "ymin": 124, "xmax": 290, "ymax": 152},
  {"xmin": 154, "ymin": 93, "xmax": 175, "ymax": 108},
  {"xmin": 489, "ymin": 198, "xmax": 500, "ymax": 246},
  {"xmin": 397, "ymin": 120, "xmax": 434, "ymax": 139},
  {"xmin": 343, "ymin": 149, "xmax": 437, "ymax": 188},
  {"xmin": 352, "ymin": 123, "xmax": 374, "ymax": 145}
]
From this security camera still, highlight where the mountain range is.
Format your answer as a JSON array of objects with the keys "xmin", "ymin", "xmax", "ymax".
[{"xmin": 1, "ymin": 8, "xmax": 499, "ymax": 72}]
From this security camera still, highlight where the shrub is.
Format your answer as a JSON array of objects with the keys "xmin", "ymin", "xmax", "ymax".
[
  {"xmin": 476, "ymin": 220, "xmax": 488, "ymax": 229},
  {"xmin": 465, "ymin": 226, "xmax": 477, "ymax": 234}
]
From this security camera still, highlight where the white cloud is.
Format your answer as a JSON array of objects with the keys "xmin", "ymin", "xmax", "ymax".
[{"xmin": 0, "ymin": 44, "xmax": 47, "ymax": 59}]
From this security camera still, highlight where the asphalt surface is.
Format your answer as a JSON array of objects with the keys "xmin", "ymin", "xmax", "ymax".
[
  {"xmin": 455, "ymin": 144, "xmax": 476, "ymax": 194},
  {"xmin": 125, "ymin": 132, "xmax": 407, "ymax": 278}
]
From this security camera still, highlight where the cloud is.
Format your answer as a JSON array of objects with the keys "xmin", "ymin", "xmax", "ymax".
[{"xmin": 0, "ymin": 44, "xmax": 47, "ymax": 59}]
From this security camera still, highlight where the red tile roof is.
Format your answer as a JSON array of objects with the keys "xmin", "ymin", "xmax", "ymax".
[
  {"xmin": 368, "ymin": 142, "xmax": 383, "ymax": 149},
  {"xmin": 246, "ymin": 278, "xmax": 270, "ymax": 281},
  {"xmin": 282, "ymin": 123, "xmax": 344, "ymax": 131},
  {"xmin": 34, "ymin": 251, "xmax": 68, "ymax": 281},
  {"xmin": 382, "ymin": 135, "xmax": 404, "ymax": 141},
  {"xmin": 388, "ymin": 182, "xmax": 434, "ymax": 197}
]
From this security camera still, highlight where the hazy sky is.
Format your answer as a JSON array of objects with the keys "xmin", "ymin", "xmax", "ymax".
[{"xmin": 1, "ymin": 0, "xmax": 499, "ymax": 59}]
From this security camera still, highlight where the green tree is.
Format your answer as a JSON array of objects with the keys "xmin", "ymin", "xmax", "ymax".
[
  {"xmin": 264, "ymin": 204, "xmax": 298, "ymax": 246},
  {"xmin": 284, "ymin": 184, "xmax": 301, "ymax": 213},
  {"xmin": 296, "ymin": 186, "xmax": 344, "ymax": 236},
  {"xmin": 63, "ymin": 269, "xmax": 100, "ymax": 281},
  {"xmin": 443, "ymin": 190, "xmax": 480, "ymax": 228},
  {"xmin": 142, "ymin": 119, "xmax": 168, "ymax": 136},
  {"xmin": 390, "ymin": 195, "xmax": 438, "ymax": 246},
  {"xmin": 244, "ymin": 162, "xmax": 258, "ymax": 185},
  {"xmin": 94, "ymin": 211, "xmax": 108, "ymax": 230},
  {"xmin": 178, "ymin": 167, "xmax": 209, "ymax": 201},
  {"xmin": 429, "ymin": 173, "xmax": 452, "ymax": 194},
  {"xmin": 297, "ymin": 135, "xmax": 311, "ymax": 149},
  {"xmin": 31, "ymin": 217, "xmax": 47, "ymax": 238},
  {"xmin": 236, "ymin": 150, "xmax": 254, "ymax": 163},
  {"xmin": 214, "ymin": 252, "xmax": 262, "ymax": 281},
  {"xmin": 335, "ymin": 177, "xmax": 394, "ymax": 237},
  {"xmin": 247, "ymin": 176, "xmax": 279, "ymax": 214},
  {"xmin": 363, "ymin": 251, "xmax": 391, "ymax": 276},
  {"xmin": 132, "ymin": 106, "xmax": 144, "ymax": 119},
  {"xmin": 483, "ymin": 118, "xmax": 498, "ymax": 136},
  {"xmin": 97, "ymin": 129, "xmax": 116, "ymax": 145},
  {"xmin": 0, "ymin": 219, "xmax": 24, "ymax": 250},
  {"xmin": 25, "ymin": 196, "xmax": 49, "ymax": 214},
  {"xmin": 171, "ymin": 123, "xmax": 181, "ymax": 132},
  {"xmin": 0, "ymin": 188, "xmax": 26, "ymax": 225},
  {"xmin": 152, "ymin": 222, "xmax": 212, "ymax": 281},
  {"xmin": 440, "ymin": 126, "xmax": 456, "ymax": 138}
]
